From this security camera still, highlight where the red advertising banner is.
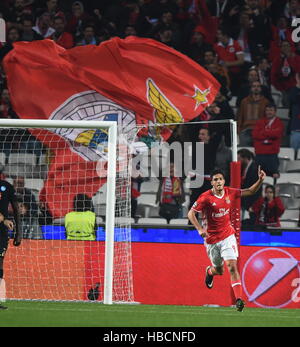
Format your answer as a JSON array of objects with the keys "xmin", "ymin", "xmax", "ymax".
[{"xmin": 4, "ymin": 240, "xmax": 300, "ymax": 308}]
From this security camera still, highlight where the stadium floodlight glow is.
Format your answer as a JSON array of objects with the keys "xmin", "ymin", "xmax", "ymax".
[{"xmin": 0, "ymin": 119, "xmax": 134, "ymax": 305}]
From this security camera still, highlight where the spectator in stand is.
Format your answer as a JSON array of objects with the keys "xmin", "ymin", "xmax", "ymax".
[
  {"xmin": 185, "ymin": 26, "xmax": 212, "ymax": 64},
  {"xmin": 238, "ymin": 148, "xmax": 262, "ymax": 222},
  {"xmin": 237, "ymin": 80, "xmax": 270, "ymax": 146},
  {"xmin": 50, "ymin": 16, "xmax": 74, "ymax": 49},
  {"xmin": 205, "ymin": 62, "xmax": 231, "ymax": 100},
  {"xmin": 203, "ymin": 49, "xmax": 231, "ymax": 95},
  {"xmin": 215, "ymin": 137, "xmax": 232, "ymax": 184},
  {"xmin": 269, "ymin": 16, "xmax": 295, "ymax": 62},
  {"xmin": 271, "ymin": 40, "xmax": 300, "ymax": 106},
  {"xmin": 0, "ymin": 88, "xmax": 18, "ymax": 157},
  {"xmin": 236, "ymin": 67, "xmax": 273, "ymax": 107},
  {"xmin": 0, "ymin": 26, "xmax": 20, "ymax": 61},
  {"xmin": 157, "ymin": 27, "xmax": 181, "ymax": 50},
  {"xmin": 65, "ymin": 1, "xmax": 91, "ymax": 42},
  {"xmin": 156, "ymin": 162, "xmax": 185, "ymax": 224},
  {"xmin": 206, "ymin": 0, "xmax": 243, "ymax": 19},
  {"xmin": 17, "ymin": 197, "xmax": 42, "ymax": 239},
  {"xmin": 6, "ymin": 0, "xmax": 32, "ymax": 30},
  {"xmin": 243, "ymin": 0, "xmax": 272, "ymax": 58},
  {"xmin": 150, "ymin": 10, "xmax": 182, "ymax": 51},
  {"xmin": 224, "ymin": 9, "xmax": 271, "ymax": 67},
  {"xmin": 44, "ymin": 0, "xmax": 65, "ymax": 21},
  {"xmin": 284, "ymin": 0, "xmax": 300, "ymax": 21},
  {"xmin": 296, "ymin": 41, "xmax": 300, "ymax": 56},
  {"xmin": 76, "ymin": 24, "xmax": 99, "ymax": 46},
  {"xmin": 252, "ymin": 104, "xmax": 284, "ymax": 178},
  {"xmin": 289, "ymin": 72, "xmax": 300, "ymax": 156},
  {"xmin": 131, "ymin": 176, "xmax": 142, "ymax": 220},
  {"xmin": 20, "ymin": 15, "xmax": 43, "ymax": 41},
  {"xmin": 91, "ymin": 8, "xmax": 117, "ymax": 38},
  {"xmin": 214, "ymin": 26, "xmax": 245, "ymax": 96},
  {"xmin": 256, "ymin": 56, "xmax": 271, "ymax": 91},
  {"xmin": 0, "ymin": 88, "xmax": 18, "ymax": 120},
  {"xmin": 123, "ymin": 24, "xmax": 137, "ymax": 38},
  {"xmin": 207, "ymin": 93, "xmax": 235, "ymax": 147},
  {"xmin": 251, "ymin": 184, "xmax": 285, "ymax": 228},
  {"xmin": 32, "ymin": 12, "xmax": 55, "ymax": 38},
  {"xmin": 13, "ymin": 176, "xmax": 39, "ymax": 219},
  {"xmin": 188, "ymin": 127, "xmax": 222, "ymax": 211}
]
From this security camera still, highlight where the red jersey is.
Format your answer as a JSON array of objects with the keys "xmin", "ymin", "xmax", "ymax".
[
  {"xmin": 214, "ymin": 38, "xmax": 244, "ymax": 73},
  {"xmin": 192, "ymin": 187, "xmax": 241, "ymax": 244}
]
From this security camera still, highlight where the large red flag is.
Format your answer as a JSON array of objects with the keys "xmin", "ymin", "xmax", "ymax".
[{"xmin": 3, "ymin": 37, "xmax": 219, "ymax": 218}]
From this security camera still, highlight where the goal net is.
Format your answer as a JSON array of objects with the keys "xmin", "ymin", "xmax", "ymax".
[{"xmin": 0, "ymin": 119, "xmax": 135, "ymax": 304}]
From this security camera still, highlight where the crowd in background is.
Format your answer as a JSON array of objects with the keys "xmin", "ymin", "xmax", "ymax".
[{"xmin": 0, "ymin": 0, "xmax": 300, "ymax": 229}]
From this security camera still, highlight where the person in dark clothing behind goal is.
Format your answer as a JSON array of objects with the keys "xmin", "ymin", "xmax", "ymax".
[{"xmin": 0, "ymin": 179, "xmax": 21, "ymax": 309}]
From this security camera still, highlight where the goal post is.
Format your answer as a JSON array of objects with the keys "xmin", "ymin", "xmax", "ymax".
[{"xmin": 0, "ymin": 118, "xmax": 134, "ymax": 304}]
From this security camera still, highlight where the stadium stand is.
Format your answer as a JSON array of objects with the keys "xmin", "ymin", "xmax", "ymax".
[{"xmin": 0, "ymin": 0, "xmax": 299, "ymax": 229}]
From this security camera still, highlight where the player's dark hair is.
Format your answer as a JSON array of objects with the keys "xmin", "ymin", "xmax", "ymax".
[{"xmin": 210, "ymin": 168, "xmax": 225, "ymax": 179}]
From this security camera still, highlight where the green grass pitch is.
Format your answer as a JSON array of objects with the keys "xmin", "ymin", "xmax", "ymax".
[{"xmin": 0, "ymin": 301, "xmax": 299, "ymax": 327}]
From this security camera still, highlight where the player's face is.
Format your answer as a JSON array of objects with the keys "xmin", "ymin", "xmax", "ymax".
[{"xmin": 211, "ymin": 174, "xmax": 225, "ymax": 192}]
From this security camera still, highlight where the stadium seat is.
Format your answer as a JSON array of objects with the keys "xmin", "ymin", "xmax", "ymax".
[
  {"xmin": 280, "ymin": 221, "xmax": 298, "ymax": 228},
  {"xmin": 278, "ymin": 157, "xmax": 289, "ymax": 173},
  {"xmin": 277, "ymin": 108, "xmax": 289, "ymax": 120},
  {"xmin": 276, "ymin": 173, "xmax": 300, "ymax": 184},
  {"xmin": 279, "ymin": 147, "xmax": 295, "ymax": 160},
  {"xmin": 114, "ymin": 217, "xmax": 135, "ymax": 225},
  {"xmin": 140, "ymin": 179, "xmax": 159, "ymax": 193},
  {"xmin": 53, "ymin": 217, "xmax": 65, "ymax": 225},
  {"xmin": 137, "ymin": 193, "xmax": 157, "ymax": 206},
  {"xmin": 280, "ymin": 210, "xmax": 299, "ymax": 221},
  {"xmin": 138, "ymin": 217, "xmax": 167, "ymax": 225},
  {"xmin": 95, "ymin": 203, "xmax": 106, "ymax": 217},
  {"xmin": 0, "ymin": 152, "xmax": 6, "ymax": 166},
  {"xmin": 96, "ymin": 217, "xmax": 103, "ymax": 224},
  {"xmin": 277, "ymin": 183, "xmax": 297, "ymax": 198},
  {"xmin": 262, "ymin": 176, "xmax": 275, "ymax": 186},
  {"xmin": 92, "ymin": 191, "xmax": 105, "ymax": 206},
  {"xmin": 284, "ymin": 198, "xmax": 300, "ymax": 210},
  {"xmin": 8, "ymin": 153, "xmax": 37, "ymax": 166},
  {"xmin": 24, "ymin": 178, "xmax": 44, "ymax": 192},
  {"xmin": 169, "ymin": 218, "xmax": 189, "ymax": 225},
  {"xmin": 285, "ymin": 160, "xmax": 300, "ymax": 173},
  {"xmin": 229, "ymin": 96, "xmax": 237, "ymax": 107},
  {"xmin": 271, "ymin": 92, "xmax": 282, "ymax": 107}
]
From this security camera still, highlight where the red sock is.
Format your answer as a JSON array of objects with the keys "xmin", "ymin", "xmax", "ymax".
[
  {"xmin": 208, "ymin": 267, "xmax": 214, "ymax": 276},
  {"xmin": 231, "ymin": 281, "xmax": 242, "ymax": 300}
]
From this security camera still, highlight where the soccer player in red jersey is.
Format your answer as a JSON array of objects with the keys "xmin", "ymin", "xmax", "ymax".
[{"xmin": 188, "ymin": 167, "xmax": 266, "ymax": 312}]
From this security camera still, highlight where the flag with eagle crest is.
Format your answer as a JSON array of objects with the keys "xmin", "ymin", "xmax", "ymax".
[{"xmin": 3, "ymin": 37, "xmax": 219, "ymax": 218}]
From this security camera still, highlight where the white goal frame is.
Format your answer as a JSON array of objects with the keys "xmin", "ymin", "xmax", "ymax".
[{"xmin": 0, "ymin": 119, "xmax": 117, "ymax": 305}]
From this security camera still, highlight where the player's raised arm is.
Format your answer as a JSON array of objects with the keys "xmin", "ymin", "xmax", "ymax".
[{"xmin": 241, "ymin": 165, "xmax": 266, "ymax": 197}]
